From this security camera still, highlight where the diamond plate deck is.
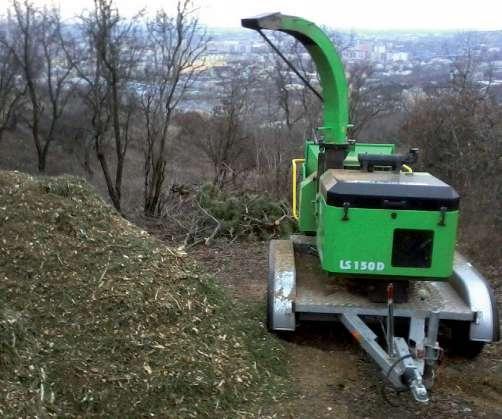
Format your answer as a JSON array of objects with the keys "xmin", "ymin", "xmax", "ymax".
[{"xmin": 294, "ymin": 247, "xmax": 473, "ymax": 320}]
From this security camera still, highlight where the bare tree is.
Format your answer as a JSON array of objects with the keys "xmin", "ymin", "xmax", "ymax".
[
  {"xmin": 400, "ymin": 50, "xmax": 502, "ymax": 232},
  {"xmin": 447, "ymin": 32, "xmax": 485, "ymax": 93},
  {"xmin": 263, "ymin": 33, "xmax": 299, "ymax": 132},
  {"xmin": 347, "ymin": 61, "xmax": 391, "ymax": 139},
  {"xmin": 262, "ymin": 33, "xmax": 322, "ymax": 137},
  {"xmin": 290, "ymin": 40, "xmax": 323, "ymax": 138},
  {"xmin": 139, "ymin": 0, "xmax": 207, "ymax": 216},
  {"xmin": 255, "ymin": 35, "xmax": 317, "ymax": 198},
  {"xmin": 0, "ymin": 27, "xmax": 24, "ymax": 143},
  {"xmin": 189, "ymin": 66, "xmax": 255, "ymax": 189},
  {"xmin": 1, "ymin": 1, "xmax": 74, "ymax": 171},
  {"xmin": 71, "ymin": 0, "xmax": 143, "ymax": 212}
]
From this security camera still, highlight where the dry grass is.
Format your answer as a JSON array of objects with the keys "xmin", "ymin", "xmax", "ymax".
[{"xmin": 0, "ymin": 170, "xmax": 289, "ymax": 417}]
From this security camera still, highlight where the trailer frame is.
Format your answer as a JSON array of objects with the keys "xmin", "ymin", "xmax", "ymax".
[{"xmin": 268, "ymin": 236, "xmax": 499, "ymax": 402}]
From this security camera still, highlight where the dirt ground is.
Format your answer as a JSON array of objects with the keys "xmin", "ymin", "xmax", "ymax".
[{"xmin": 191, "ymin": 240, "xmax": 502, "ymax": 419}]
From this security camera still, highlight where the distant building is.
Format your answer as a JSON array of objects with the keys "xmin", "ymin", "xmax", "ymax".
[{"xmin": 388, "ymin": 52, "xmax": 409, "ymax": 62}]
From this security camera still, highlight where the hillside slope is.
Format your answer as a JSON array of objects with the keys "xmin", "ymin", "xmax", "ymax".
[{"xmin": 0, "ymin": 171, "xmax": 287, "ymax": 417}]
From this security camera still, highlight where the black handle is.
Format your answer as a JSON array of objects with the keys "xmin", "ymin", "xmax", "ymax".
[
  {"xmin": 358, "ymin": 148, "xmax": 419, "ymax": 172},
  {"xmin": 383, "ymin": 199, "xmax": 407, "ymax": 209}
]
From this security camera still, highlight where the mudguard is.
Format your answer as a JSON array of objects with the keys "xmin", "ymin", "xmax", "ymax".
[{"xmin": 451, "ymin": 252, "xmax": 500, "ymax": 342}]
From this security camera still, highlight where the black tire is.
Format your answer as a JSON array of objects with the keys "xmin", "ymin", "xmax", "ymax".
[
  {"xmin": 457, "ymin": 340, "xmax": 485, "ymax": 358},
  {"xmin": 449, "ymin": 321, "xmax": 486, "ymax": 358}
]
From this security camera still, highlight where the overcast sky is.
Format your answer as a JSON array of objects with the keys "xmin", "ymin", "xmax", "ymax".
[{"xmin": 24, "ymin": 0, "xmax": 502, "ymax": 30}]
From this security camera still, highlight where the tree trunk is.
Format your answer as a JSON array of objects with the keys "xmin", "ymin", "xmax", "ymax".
[
  {"xmin": 96, "ymin": 143, "xmax": 121, "ymax": 213},
  {"xmin": 144, "ymin": 158, "xmax": 166, "ymax": 216}
]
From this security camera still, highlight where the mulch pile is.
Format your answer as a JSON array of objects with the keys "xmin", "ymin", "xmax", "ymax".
[{"xmin": 0, "ymin": 171, "xmax": 287, "ymax": 417}]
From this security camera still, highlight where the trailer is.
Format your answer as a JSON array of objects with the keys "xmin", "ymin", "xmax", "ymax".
[{"xmin": 268, "ymin": 236, "xmax": 499, "ymax": 402}]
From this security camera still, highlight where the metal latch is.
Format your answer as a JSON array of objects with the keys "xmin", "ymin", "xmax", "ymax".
[
  {"xmin": 438, "ymin": 206, "xmax": 447, "ymax": 226},
  {"xmin": 342, "ymin": 202, "xmax": 350, "ymax": 221}
]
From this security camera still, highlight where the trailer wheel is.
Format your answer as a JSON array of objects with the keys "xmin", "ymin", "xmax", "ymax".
[
  {"xmin": 450, "ymin": 322, "xmax": 485, "ymax": 358},
  {"xmin": 266, "ymin": 240, "xmax": 296, "ymax": 333}
]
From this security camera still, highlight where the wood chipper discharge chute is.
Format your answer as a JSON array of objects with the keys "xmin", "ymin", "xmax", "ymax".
[{"xmin": 242, "ymin": 13, "xmax": 499, "ymax": 403}]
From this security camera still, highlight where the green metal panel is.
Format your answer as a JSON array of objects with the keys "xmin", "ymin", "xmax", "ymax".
[
  {"xmin": 298, "ymin": 172, "xmax": 317, "ymax": 232},
  {"xmin": 298, "ymin": 143, "xmax": 396, "ymax": 232},
  {"xmin": 241, "ymin": 14, "xmax": 348, "ymax": 144},
  {"xmin": 304, "ymin": 141, "xmax": 320, "ymax": 177},
  {"xmin": 316, "ymin": 196, "xmax": 458, "ymax": 279}
]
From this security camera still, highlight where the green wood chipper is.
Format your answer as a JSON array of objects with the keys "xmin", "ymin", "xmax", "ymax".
[{"xmin": 241, "ymin": 13, "xmax": 499, "ymax": 403}]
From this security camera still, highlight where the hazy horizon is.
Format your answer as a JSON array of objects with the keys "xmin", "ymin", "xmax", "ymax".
[{"xmin": 21, "ymin": 0, "xmax": 502, "ymax": 31}]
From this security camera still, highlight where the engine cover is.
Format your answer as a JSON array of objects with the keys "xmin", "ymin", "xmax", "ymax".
[{"xmin": 316, "ymin": 170, "xmax": 459, "ymax": 280}]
